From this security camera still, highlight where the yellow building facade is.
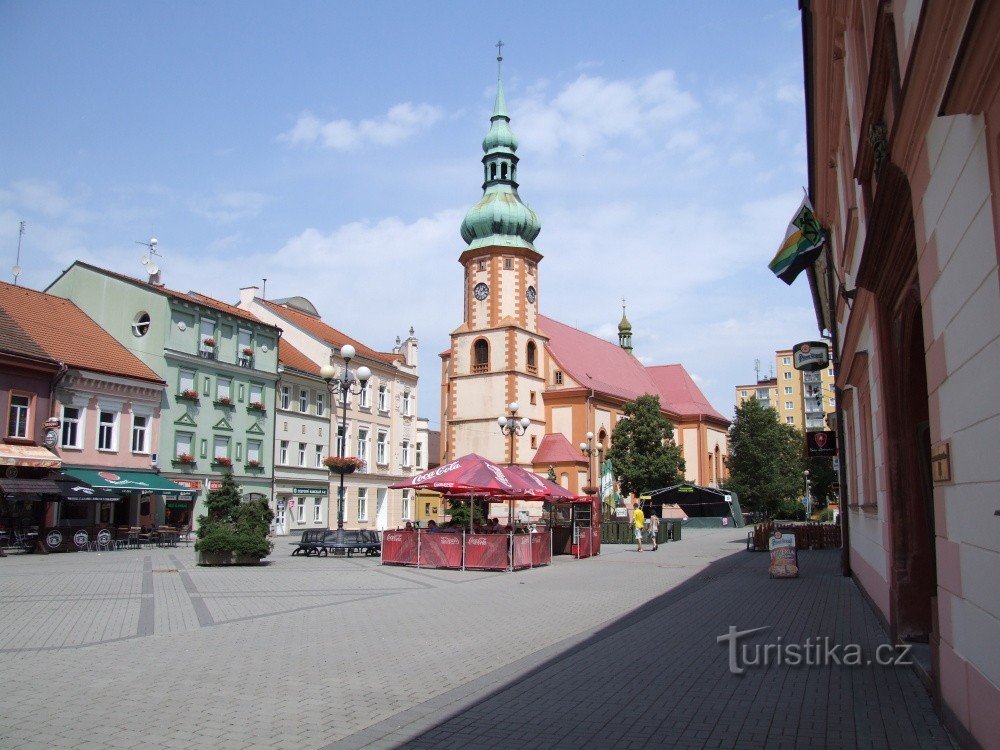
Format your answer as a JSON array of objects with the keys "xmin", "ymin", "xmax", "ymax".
[{"xmin": 734, "ymin": 349, "xmax": 835, "ymax": 431}]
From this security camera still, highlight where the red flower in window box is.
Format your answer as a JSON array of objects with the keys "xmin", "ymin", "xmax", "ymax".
[
  {"xmin": 242, "ymin": 346, "xmax": 254, "ymax": 356},
  {"xmin": 176, "ymin": 453, "xmax": 195, "ymax": 465},
  {"xmin": 202, "ymin": 337, "xmax": 216, "ymax": 348},
  {"xmin": 217, "ymin": 396, "xmax": 233, "ymax": 406},
  {"xmin": 248, "ymin": 401, "xmax": 265, "ymax": 411},
  {"xmin": 180, "ymin": 389, "xmax": 199, "ymax": 400},
  {"xmin": 213, "ymin": 456, "xmax": 233, "ymax": 467},
  {"xmin": 245, "ymin": 459, "xmax": 262, "ymax": 469}
]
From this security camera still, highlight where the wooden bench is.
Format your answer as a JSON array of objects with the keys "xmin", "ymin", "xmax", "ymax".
[{"xmin": 291, "ymin": 529, "xmax": 381, "ymax": 557}]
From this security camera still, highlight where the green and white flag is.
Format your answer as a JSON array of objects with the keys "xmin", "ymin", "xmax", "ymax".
[{"xmin": 768, "ymin": 196, "xmax": 825, "ymax": 285}]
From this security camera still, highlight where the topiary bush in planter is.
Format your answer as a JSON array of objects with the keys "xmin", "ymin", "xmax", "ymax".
[{"xmin": 195, "ymin": 472, "xmax": 273, "ymax": 565}]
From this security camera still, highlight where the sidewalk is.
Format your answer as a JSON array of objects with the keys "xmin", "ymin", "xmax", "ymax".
[{"xmin": 0, "ymin": 530, "xmax": 955, "ymax": 749}]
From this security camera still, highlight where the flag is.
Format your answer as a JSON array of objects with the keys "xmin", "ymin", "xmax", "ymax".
[{"xmin": 768, "ymin": 197, "xmax": 825, "ymax": 285}]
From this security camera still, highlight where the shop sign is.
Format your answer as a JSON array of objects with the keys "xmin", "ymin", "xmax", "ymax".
[
  {"xmin": 292, "ymin": 487, "xmax": 326, "ymax": 496},
  {"xmin": 207, "ymin": 480, "xmax": 223, "ymax": 491},
  {"xmin": 173, "ymin": 479, "xmax": 203, "ymax": 491},
  {"xmin": 768, "ymin": 531, "xmax": 799, "ymax": 578},
  {"xmin": 806, "ymin": 431, "xmax": 838, "ymax": 457},
  {"xmin": 288, "ymin": 499, "xmax": 295, "ymax": 508},
  {"xmin": 166, "ymin": 501, "xmax": 190, "ymax": 509},
  {"xmin": 931, "ymin": 440, "xmax": 952, "ymax": 483},
  {"xmin": 792, "ymin": 341, "xmax": 830, "ymax": 371}
]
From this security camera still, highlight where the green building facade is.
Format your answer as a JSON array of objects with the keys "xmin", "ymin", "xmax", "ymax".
[{"xmin": 47, "ymin": 262, "xmax": 279, "ymax": 527}]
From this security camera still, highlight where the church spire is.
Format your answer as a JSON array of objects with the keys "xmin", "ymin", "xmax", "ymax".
[
  {"xmin": 618, "ymin": 299, "xmax": 634, "ymax": 354},
  {"xmin": 460, "ymin": 44, "xmax": 541, "ymax": 251}
]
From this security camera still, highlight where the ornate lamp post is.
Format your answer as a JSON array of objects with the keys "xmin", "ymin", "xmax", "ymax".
[
  {"xmin": 578, "ymin": 431, "xmax": 603, "ymax": 496},
  {"xmin": 497, "ymin": 401, "xmax": 530, "ymax": 465},
  {"xmin": 320, "ymin": 345, "xmax": 371, "ymax": 531},
  {"xmin": 803, "ymin": 469, "xmax": 812, "ymax": 519}
]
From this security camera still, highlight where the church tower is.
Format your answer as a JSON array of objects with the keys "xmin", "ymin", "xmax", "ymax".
[{"xmin": 442, "ymin": 45, "xmax": 548, "ymax": 464}]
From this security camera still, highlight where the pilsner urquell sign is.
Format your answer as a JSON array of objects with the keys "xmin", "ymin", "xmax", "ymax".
[{"xmin": 792, "ymin": 341, "xmax": 829, "ymax": 371}]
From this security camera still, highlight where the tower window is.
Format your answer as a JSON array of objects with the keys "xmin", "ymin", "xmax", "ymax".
[
  {"xmin": 490, "ymin": 163, "xmax": 497, "ymax": 180},
  {"xmin": 504, "ymin": 258, "xmax": 512, "ymax": 269},
  {"xmin": 479, "ymin": 260, "xmax": 486, "ymax": 271},
  {"xmin": 554, "ymin": 371, "xmax": 563, "ymax": 385},
  {"xmin": 472, "ymin": 339, "xmax": 490, "ymax": 374},
  {"xmin": 526, "ymin": 341, "xmax": 537, "ymax": 373},
  {"xmin": 501, "ymin": 162, "xmax": 508, "ymax": 179}
]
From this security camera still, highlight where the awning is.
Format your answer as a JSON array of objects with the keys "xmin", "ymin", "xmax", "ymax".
[
  {"xmin": 0, "ymin": 444, "xmax": 61, "ymax": 469},
  {"xmin": 0, "ymin": 477, "xmax": 61, "ymax": 496},
  {"xmin": 54, "ymin": 479, "xmax": 122, "ymax": 503},
  {"xmin": 60, "ymin": 469, "xmax": 191, "ymax": 495}
]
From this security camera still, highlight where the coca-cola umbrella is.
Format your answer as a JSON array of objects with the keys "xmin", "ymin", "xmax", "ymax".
[
  {"xmin": 499, "ymin": 464, "xmax": 578, "ymax": 501},
  {"xmin": 389, "ymin": 453, "xmax": 517, "ymax": 495}
]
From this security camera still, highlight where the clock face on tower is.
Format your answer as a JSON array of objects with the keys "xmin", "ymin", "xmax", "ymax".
[
  {"xmin": 473, "ymin": 282, "xmax": 490, "ymax": 301},
  {"xmin": 526, "ymin": 286, "xmax": 536, "ymax": 304}
]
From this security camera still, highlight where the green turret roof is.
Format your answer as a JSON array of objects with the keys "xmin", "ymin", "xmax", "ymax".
[{"xmin": 460, "ymin": 46, "xmax": 541, "ymax": 251}]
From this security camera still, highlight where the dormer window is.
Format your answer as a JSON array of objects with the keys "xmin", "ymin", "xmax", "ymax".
[{"xmin": 554, "ymin": 371, "xmax": 563, "ymax": 385}]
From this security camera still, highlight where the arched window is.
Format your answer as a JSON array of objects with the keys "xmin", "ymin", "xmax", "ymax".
[
  {"xmin": 526, "ymin": 341, "xmax": 537, "ymax": 373},
  {"xmin": 501, "ymin": 162, "xmax": 508, "ymax": 179},
  {"xmin": 490, "ymin": 163, "xmax": 497, "ymax": 180},
  {"xmin": 472, "ymin": 339, "xmax": 489, "ymax": 373}
]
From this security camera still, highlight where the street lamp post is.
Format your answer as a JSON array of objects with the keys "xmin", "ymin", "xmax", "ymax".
[
  {"xmin": 497, "ymin": 402, "xmax": 530, "ymax": 529},
  {"xmin": 578, "ymin": 432, "xmax": 601, "ymax": 496},
  {"xmin": 320, "ymin": 345, "xmax": 371, "ymax": 531},
  {"xmin": 804, "ymin": 469, "xmax": 811, "ymax": 519}
]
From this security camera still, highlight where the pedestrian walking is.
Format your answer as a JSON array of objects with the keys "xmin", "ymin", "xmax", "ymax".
[
  {"xmin": 648, "ymin": 514, "xmax": 660, "ymax": 551},
  {"xmin": 632, "ymin": 502, "xmax": 645, "ymax": 552}
]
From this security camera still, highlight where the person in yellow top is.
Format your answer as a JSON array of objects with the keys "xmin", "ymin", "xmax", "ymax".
[{"xmin": 632, "ymin": 502, "xmax": 645, "ymax": 552}]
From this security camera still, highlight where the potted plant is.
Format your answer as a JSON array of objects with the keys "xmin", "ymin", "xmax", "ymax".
[
  {"xmin": 212, "ymin": 456, "xmax": 233, "ymax": 467},
  {"xmin": 217, "ymin": 396, "xmax": 233, "ymax": 406},
  {"xmin": 195, "ymin": 473, "xmax": 273, "ymax": 566},
  {"xmin": 176, "ymin": 453, "xmax": 195, "ymax": 465},
  {"xmin": 245, "ymin": 459, "xmax": 262, "ymax": 469},
  {"xmin": 180, "ymin": 389, "xmax": 199, "ymax": 400},
  {"xmin": 242, "ymin": 346, "xmax": 254, "ymax": 356},
  {"xmin": 581, "ymin": 485, "xmax": 599, "ymax": 496},
  {"xmin": 248, "ymin": 401, "xmax": 265, "ymax": 411},
  {"xmin": 323, "ymin": 456, "xmax": 363, "ymax": 475},
  {"xmin": 202, "ymin": 337, "xmax": 216, "ymax": 348}
]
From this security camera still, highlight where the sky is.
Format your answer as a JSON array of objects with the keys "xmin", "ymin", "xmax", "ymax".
[{"xmin": 0, "ymin": 1, "xmax": 820, "ymax": 429}]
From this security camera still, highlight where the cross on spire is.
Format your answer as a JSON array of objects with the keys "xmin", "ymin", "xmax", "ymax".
[{"xmin": 496, "ymin": 40, "xmax": 504, "ymax": 77}]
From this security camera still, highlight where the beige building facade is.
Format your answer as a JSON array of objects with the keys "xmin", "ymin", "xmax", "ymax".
[{"xmin": 734, "ymin": 349, "xmax": 836, "ymax": 431}]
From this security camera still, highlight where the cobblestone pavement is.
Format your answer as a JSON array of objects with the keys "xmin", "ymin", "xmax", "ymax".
[{"xmin": 0, "ymin": 530, "xmax": 954, "ymax": 750}]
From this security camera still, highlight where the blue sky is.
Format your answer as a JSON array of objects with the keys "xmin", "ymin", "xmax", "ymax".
[{"xmin": 1, "ymin": 1, "xmax": 818, "ymax": 428}]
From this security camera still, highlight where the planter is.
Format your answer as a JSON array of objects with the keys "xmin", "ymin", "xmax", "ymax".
[
  {"xmin": 197, "ymin": 550, "xmax": 265, "ymax": 566},
  {"xmin": 328, "ymin": 465, "xmax": 356, "ymax": 476}
]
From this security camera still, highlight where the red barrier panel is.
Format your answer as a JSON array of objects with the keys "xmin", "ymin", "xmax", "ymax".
[
  {"xmin": 530, "ymin": 532, "xmax": 551, "ymax": 566},
  {"xmin": 512, "ymin": 535, "xmax": 531, "ymax": 569},
  {"xmin": 418, "ymin": 532, "xmax": 464, "ymax": 569},
  {"xmin": 382, "ymin": 530, "xmax": 418, "ymax": 565},
  {"xmin": 592, "ymin": 527, "xmax": 601, "ymax": 555},
  {"xmin": 465, "ymin": 534, "xmax": 508, "ymax": 569}
]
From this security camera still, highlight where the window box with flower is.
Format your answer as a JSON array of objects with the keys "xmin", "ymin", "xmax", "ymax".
[
  {"xmin": 248, "ymin": 401, "xmax": 266, "ymax": 413},
  {"xmin": 323, "ymin": 456, "xmax": 363, "ymax": 475},
  {"xmin": 179, "ymin": 389, "xmax": 200, "ymax": 402},
  {"xmin": 212, "ymin": 456, "xmax": 233, "ymax": 468},
  {"xmin": 174, "ymin": 453, "xmax": 196, "ymax": 466},
  {"xmin": 239, "ymin": 346, "xmax": 254, "ymax": 368},
  {"xmin": 245, "ymin": 459, "xmax": 263, "ymax": 471},
  {"xmin": 215, "ymin": 396, "xmax": 234, "ymax": 407}
]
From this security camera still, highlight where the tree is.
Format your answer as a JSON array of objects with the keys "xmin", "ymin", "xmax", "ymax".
[
  {"xmin": 606, "ymin": 394, "xmax": 685, "ymax": 497},
  {"xmin": 445, "ymin": 498, "xmax": 485, "ymax": 527},
  {"xmin": 195, "ymin": 472, "xmax": 273, "ymax": 561},
  {"xmin": 807, "ymin": 455, "xmax": 837, "ymax": 508},
  {"xmin": 724, "ymin": 398, "xmax": 805, "ymax": 518}
]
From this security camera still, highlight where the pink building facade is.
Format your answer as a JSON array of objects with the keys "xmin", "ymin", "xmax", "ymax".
[{"xmin": 803, "ymin": 2, "xmax": 1000, "ymax": 746}]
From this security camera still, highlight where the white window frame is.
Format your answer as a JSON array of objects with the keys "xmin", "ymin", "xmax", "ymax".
[
  {"xmin": 313, "ymin": 498, "xmax": 322, "ymax": 523},
  {"xmin": 216, "ymin": 378, "xmax": 232, "ymax": 402},
  {"xmin": 299, "ymin": 389, "xmax": 308, "ymax": 413},
  {"xmin": 401, "ymin": 489, "xmax": 412, "ymax": 521},
  {"xmin": 415, "ymin": 442, "xmax": 423, "ymax": 470},
  {"xmin": 377, "ymin": 384, "xmax": 388, "ymax": 412},
  {"xmin": 785, "ymin": 401, "xmax": 794, "ymax": 410},
  {"xmin": 179, "ymin": 370, "xmax": 195, "ymax": 393},
  {"xmin": 131, "ymin": 413, "xmax": 150, "ymax": 454},
  {"xmin": 402, "ymin": 390, "xmax": 412, "ymax": 417},
  {"xmin": 359, "ymin": 383, "xmax": 370, "ymax": 409},
  {"xmin": 247, "ymin": 439, "xmax": 262, "ymax": 463},
  {"xmin": 316, "ymin": 392, "xmax": 325, "ymax": 417},
  {"xmin": 336, "ymin": 425, "xmax": 346, "ymax": 457},
  {"xmin": 249, "ymin": 383, "xmax": 263, "ymax": 405},
  {"xmin": 784, "ymin": 386, "xmax": 793, "ymax": 395},
  {"xmin": 213, "ymin": 436, "xmax": 230, "ymax": 460},
  {"xmin": 401, "ymin": 440, "xmax": 411, "ymax": 467},
  {"xmin": 96, "ymin": 409, "xmax": 119, "ymax": 451},
  {"xmin": 782, "ymin": 356, "xmax": 791, "ymax": 365},
  {"xmin": 175, "ymin": 432, "xmax": 193, "ymax": 459},
  {"xmin": 60, "ymin": 404, "xmax": 84, "ymax": 449},
  {"xmin": 376, "ymin": 431, "xmax": 388, "ymax": 465},
  {"xmin": 298, "ymin": 442, "xmax": 307, "ymax": 467},
  {"xmin": 357, "ymin": 427, "xmax": 369, "ymax": 464},
  {"xmin": 783, "ymin": 371, "xmax": 792, "ymax": 380},
  {"xmin": 296, "ymin": 500, "xmax": 305, "ymax": 523},
  {"xmin": 279, "ymin": 440, "xmax": 289, "ymax": 464},
  {"xmin": 357, "ymin": 488, "xmax": 368, "ymax": 521},
  {"xmin": 280, "ymin": 386, "xmax": 290, "ymax": 410},
  {"xmin": 785, "ymin": 416, "xmax": 795, "ymax": 424}
]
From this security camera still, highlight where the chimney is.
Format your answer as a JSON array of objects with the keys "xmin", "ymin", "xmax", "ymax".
[{"xmin": 239, "ymin": 286, "xmax": 259, "ymax": 308}]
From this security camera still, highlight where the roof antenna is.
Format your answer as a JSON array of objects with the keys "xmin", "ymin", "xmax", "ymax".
[
  {"xmin": 136, "ymin": 237, "xmax": 162, "ymax": 284},
  {"xmin": 262, "ymin": 277, "xmax": 267, "ymax": 300},
  {"xmin": 12, "ymin": 220, "xmax": 25, "ymax": 285}
]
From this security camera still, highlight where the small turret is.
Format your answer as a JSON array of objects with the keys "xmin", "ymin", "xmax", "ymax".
[{"xmin": 618, "ymin": 299, "xmax": 633, "ymax": 354}]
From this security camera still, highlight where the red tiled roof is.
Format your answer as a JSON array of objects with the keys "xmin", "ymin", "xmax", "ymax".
[
  {"xmin": 0, "ymin": 282, "xmax": 164, "ymax": 384},
  {"xmin": 539, "ymin": 314, "xmax": 727, "ymax": 424},
  {"xmin": 646, "ymin": 364, "xmax": 728, "ymax": 423},
  {"xmin": 278, "ymin": 340, "xmax": 321, "ymax": 377},
  {"xmin": 65, "ymin": 262, "xmax": 275, "ymax": 327},
  {"xmin": 262, "ymin": 300, "xmax": 398, "ymax": 365},
  {"xmin": 531, "ymin": 432, "xmax": 587, "ymax": 465},
  {"xmin": 0, "ymin": 306, "xmax": 58, "ymax": 364}
]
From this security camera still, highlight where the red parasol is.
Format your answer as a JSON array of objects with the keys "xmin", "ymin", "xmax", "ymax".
[
  {"xmin": 499, "ymin": 464, "xmax": 579, "ymax": 501},
  {"xmin": 389, "ymin": 453, "xmax": 517, "ymax": 495}
]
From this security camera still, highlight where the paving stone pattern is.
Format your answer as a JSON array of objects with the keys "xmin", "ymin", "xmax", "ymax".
[{"xmin": 0, "ymin": 530, "xmax": 954, "ymax": 750}]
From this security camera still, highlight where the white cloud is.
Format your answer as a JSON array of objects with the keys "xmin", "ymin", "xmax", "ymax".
[
  {"xmin": 192, "ymin": 191, "xmax": 269, "ymax": 224},
  {"xmin": 279, "ymin": 102, "xmax": 444, "ymax": 150},
  {"xmin": 514, "ymin": 70, "xmax": 699, "ymax": 156}
]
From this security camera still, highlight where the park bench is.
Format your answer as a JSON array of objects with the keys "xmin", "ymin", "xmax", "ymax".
[{"xmin": 291, "ymin": 529, "xmax": 381, "ymax": 557}]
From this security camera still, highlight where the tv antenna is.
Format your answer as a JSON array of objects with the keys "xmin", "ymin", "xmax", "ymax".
[
  {"xmin": 12, "ymin": 220, "xmax": 25, "ymax": 285},
  {"xmin": 754, "ymin": 358, "xmax": 761, "ymax": 382},
  {"xmin": 136, "ymin": 237, "xmax": 161, "ymax": 277}
]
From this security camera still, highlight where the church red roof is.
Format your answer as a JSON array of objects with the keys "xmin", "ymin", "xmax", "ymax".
[
  {"xmin": 646, "ymin": 364, "xmax": 728, "ymax": 422},
  {"xmin": 538, "ymin": 314, "xmax": 727, "ymax": 424},
  {"xmin": 531, "ymin": 432, "xmax": 587, "ymax": 465}
]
